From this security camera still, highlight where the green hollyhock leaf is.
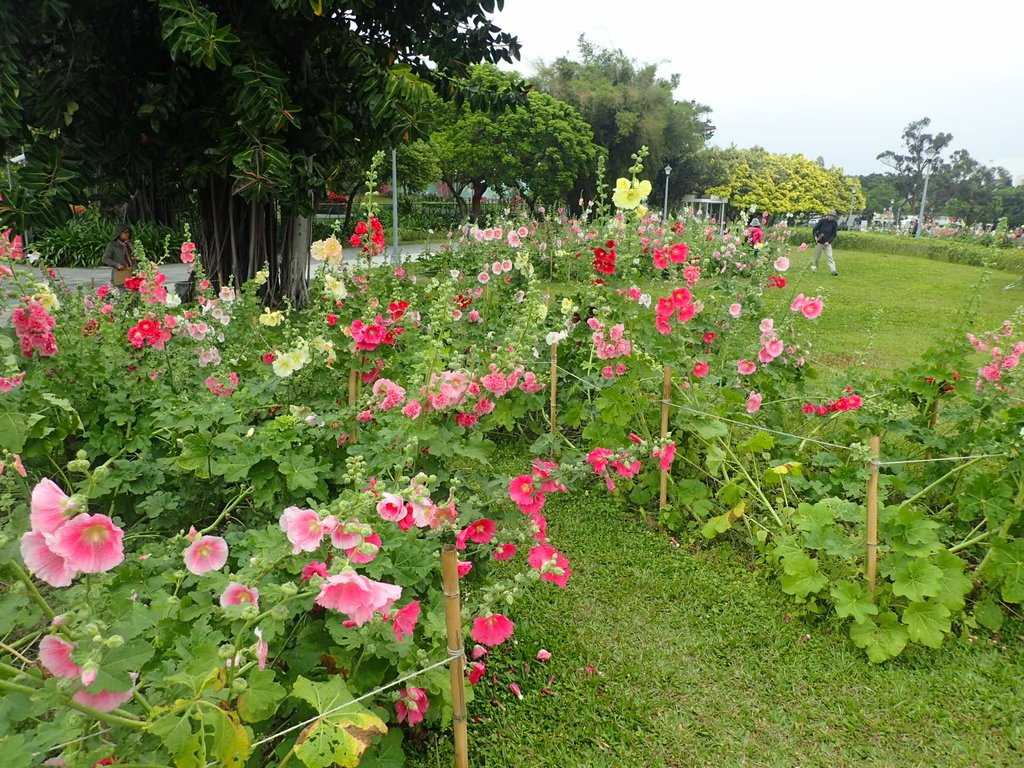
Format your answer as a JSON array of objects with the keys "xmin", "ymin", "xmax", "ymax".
[
  {"xmin": 901, "ymin": 600, "xmax": 951, "ymax": 648},
  {"xmin": 359, "ymin": 728, "xmax": 405, "ymax": 768},
  {"xmin": 989, "ymin": 540, "xmax": 1024, "ymax": 603},
  {"xmin": 889, "ymin": 556, "xmax": 944, "ymax": 602},
  {"xmin": 278, "ymin": 451, "xmax": 325, "ymax": 491},
  {"xmin": 830, "ymin": 581, "xmax": 878, "ymax": 624},
  {"xmin": 779, "ymin": 553, "xmax": 828, "ymax": 598},
  {"xmin": 238, "ymin": 669, "xmax": 287, "ymax": 723},
  {"xmin": 205, "ymin": 707, "xmax": 252, "ymax": 768},
  {"xmin": 291, "ymin": 675, "xmax": 387, "ymax": 768},
  {"xmin": 974, "ymin": 598, "xmax": 1004, "ymax": 630},
  {"xmin": 932, "ymin": 551, "xmax": 974, "ymax": 611},
  {"xmin": 849, "ymin": 610, "xmax": 909, "ymax": 663},
  {"xmin": 700, "ymin": 512, "xmax": 733, "ymax": 539},
  {"xmin": 86, "ymin": 639, "xmax": 154, "ymax": 693}
]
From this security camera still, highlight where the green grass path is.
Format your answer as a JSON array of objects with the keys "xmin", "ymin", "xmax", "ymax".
[{"xmin": 413, "ymin": 489, "xmax": 1024, "ymax": 767}]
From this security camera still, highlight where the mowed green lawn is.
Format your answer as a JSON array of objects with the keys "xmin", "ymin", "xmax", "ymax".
[
  {"xmin": 767, "ymin": 249, "xmax": 1024, "ymax": 372},
  {"xmin": 406, "ymin": 252, "xmax": 1024, "ymax": 768}
]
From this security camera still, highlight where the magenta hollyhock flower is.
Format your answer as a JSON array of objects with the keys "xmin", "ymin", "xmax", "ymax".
[
  {"xmin": 301, "ymin": 561, "xmax": 329, "ymax": 581},
  {"xmin": 528, "ymin": 512, "xmax": 548, "ymax": 544},
  {"xmin": 376, "ymin": 493, "xmax": 406, "ymax": 522},
  {"xmin": 492, "ymin": 542, "xmax": 517, "ymax": 561},
  {"xmin": 527, "ymin": 544, "xmax": 572, "ymax": 588},
  {"xmin": 693, "ymin": 361, "xmax": 709, "ymax": 378},
  {"xmin": 39, "ymin": 635, "xmax": 81, "ymax": 679},
  {"xmin": 508, "ymin": 474, "xmax": 545, "ymax": 514},
  {"xmin": 20, "ymin": 531, "xmax": 76, "ymax": 587},
  {"xmin": 279, "ymin": 506, "xmax": 323, "ymax": 554},
  {"xmin": 465, "ymin": 518, "xmax": 497, "ymax": 545},
  {"xmin": 468, "ymin": 661, "xmax": 487, "ymax": 685},
  {"xmin": 395, "ymin": 687, "xmax": 429, "ymax": 726},
  {"xmin": 471, "ymin": 614, "xmax": 515, "ymax": 646},
  {"xmin": 30, "ymin": 478, "xmax": 78, "ymax": 534},
  {"xmin": 790, "ymin": 294, "xmax": 807, "ymax": 313},
  {"xmin": 391, "ymin": 600, "xmax": 421, "ymax": 642},
  {"xmin": 737, "ymin": 360, "xmax": 757, "ymax": 376},
  {"xmin": 220, "ymin": 582, "xmax": 260, "ymax": 608},
  {"xmin": 346, "ymin": 531, "xmax": 381, "ymax": 564},
  {"xmin": 457, "ymin": 560, "xmax": 473, "ymax": 577},
  {"xmin": 254, "ymin": 627, "xmax": 269, "ymax": 670},
  {"xmin": 315, "ymin": 571, "xmax": 401, "ymax": 625},
  {"xmin": 182, "ymin": 535, "xmax": 228, "ymax": 575},
  {"xmin": 49, "ymin": 514, "xmax": 124, "ymax": 574},
  {"xmin": 746, "ymin": 391, "xmax": 763, "ymax": 413}
]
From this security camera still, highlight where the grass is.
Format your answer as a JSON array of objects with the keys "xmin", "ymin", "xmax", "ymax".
[
  {"xmin": 409, "ymin": 487, "xmax": 1024, "ymax": 768},
  {"xmin": 763, "ymin": 249, "xmax": 1024, "ymax": 372}
]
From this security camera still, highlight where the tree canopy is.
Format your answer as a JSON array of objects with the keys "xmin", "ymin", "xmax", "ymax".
[
  {"xmin": 0, "ymin": 0, "xmax": 525, "ymax": 303},
  {"xmin": 705, "ymin": 149, "xmax": 864, "ymax": 217}
]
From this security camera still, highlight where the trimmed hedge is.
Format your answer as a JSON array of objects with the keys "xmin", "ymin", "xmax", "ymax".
[{"xmin": 787, "ymin": 228, "xmax": 1024, "ymax": 274}]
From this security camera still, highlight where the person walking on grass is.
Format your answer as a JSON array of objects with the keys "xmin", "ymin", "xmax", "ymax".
[{"xmin": 812, "ymin": 211, "xmax": 839, "ymax": 276}]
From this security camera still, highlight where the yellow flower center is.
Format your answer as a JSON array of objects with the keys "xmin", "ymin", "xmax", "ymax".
[{"xmin": 82, "ymin": 524, "xmax": 110, "ymax": 544}]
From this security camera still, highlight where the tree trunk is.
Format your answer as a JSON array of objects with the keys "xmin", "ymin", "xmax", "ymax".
[
  {"xmin": 273, "ymin": 213, "xmax": 311, "ymax": 307},
  {"xmin": 470, "ymin": 180, "xmax": 487, "ymax": 222}
]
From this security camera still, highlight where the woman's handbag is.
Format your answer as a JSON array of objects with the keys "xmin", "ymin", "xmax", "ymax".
[{"xmin": 112, "ymin": 266, "xmax": 132, "ymax": 287}]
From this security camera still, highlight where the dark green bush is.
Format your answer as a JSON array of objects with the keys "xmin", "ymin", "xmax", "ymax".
[{"xmin": 32, "ymin": 212, "xmax": 184, "ymax": 267}]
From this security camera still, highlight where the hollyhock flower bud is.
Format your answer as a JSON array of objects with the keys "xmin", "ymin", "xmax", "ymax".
[{"xmin": 395, "ymin": 687, "xmax": 429, "ymax": 725}]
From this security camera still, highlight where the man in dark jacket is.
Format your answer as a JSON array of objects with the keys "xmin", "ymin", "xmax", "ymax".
[
  {"xmin": 811, "ymin": 211, "xmax": 839, "ymax": 276},
  {"xmin": 102, "ymin": 224, "xmax": 136, "ymax": 286}
]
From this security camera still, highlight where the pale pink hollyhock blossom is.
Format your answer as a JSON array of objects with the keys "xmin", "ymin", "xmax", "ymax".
[
  {"xmin": 395, "ymin": 687, "xmax": 429, "ymax": 726},
  {"xmin": 314, "ymin": 571, "xmax": 402, "ymax": 625},
  {"xmin": 798, "ymin": 242, "xmax": 808, "ymax": 251},
  {"xmin": 773, "ymin": 256, "xmax": 790, "ymax": 271},
  {"xmin": 183, "ymin": 535, "xmax": 229, "ymax": 575},
  {"xmin": 471, "ymin": 614, "xmax": 515, "ymax": 646},
  {"xmin": 20, "ymin": 531, "xmax": 76, "ymax": 587},
  {"xmin": 279, "ymin": 506, "xmax": 323, "ymax": 553},
  {"xmin": 790, "ymin": 293, "xmax": 807, "ymax": 313},
  {"xmin": 471, "ymin": 644, "xmax": 489, "ymax": 659},
  {"xmin": 220, "ymin": 582, "xmax": 259, "ymax": 608},
  {"xmin": 49, "ymin": 513, "xmax": 125, "ymax": 574},
  {"xmin": 391, "ymin": 600, "xmax": 421, "ymax": 642},
  {"xmin": 30, "ymin": 478, "xmax": 78, "ymax": 534},
  {"xmin": 765, "ymin": 337, "xmax": 784, "ymax": 359},
  {"xmin": 255, "ymin": 627, "xmax": 269, "ymax": 670},
  {"xmin": 328, "ymin": 518, "xmax": 364, "ymax": 549},
  {"xmin": 536, "ymin": 649, "xmax": 552, "ymax": 661},
  {"xmin": 39, "ymin": 635, "xmax": 81, "ymax": 678},
  {"xmin": 759, "ymin": 318, "xmax": 775, "ymax": 334},
  {"xmin": 72, "ymin": 683, "xmax": 135, "ymax": 713},
  {"xmin": 801, "ymin": 297, "xmax": 824, "ymax": 320},
  {"xmin": 746, "ymin": 391, "xmax": 763, "ymax": 413},
  {"xmin": 376, "ymin": 492, "xmax": 406, "ymax": 522},
  {"xmin": 737, "ymin": 359, "xmax": 757, "ymax": 375},
  {"xmin": 728, "ymin": 303, "xmax": 742, "ymax": 318}
]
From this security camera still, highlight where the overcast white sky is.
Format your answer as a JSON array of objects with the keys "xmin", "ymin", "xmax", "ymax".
[{"xmin": 492, "ymin": 0, "xmax": 1024, "ymax": 182}]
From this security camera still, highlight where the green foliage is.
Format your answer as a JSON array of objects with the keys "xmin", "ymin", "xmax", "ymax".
[{"xmin": 31, "ymin": 211, "xmax": 183, "ymax": 267}]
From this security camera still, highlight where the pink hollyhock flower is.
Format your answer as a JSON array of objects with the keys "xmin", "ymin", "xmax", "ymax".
[
  {"xmin": 693, "ymin": 361, "xmax": 709, "ymax": 378},
  {"xmin": 528, "ymin": 512, "xmax": 548, "ymax": 544},
  {"xmin": 376, "ymin": 493, "xmax": 406, "ymax": 522},
  {"xmin": 30, "ymin": 478, "xmax": 78, "ymax": 534},
  {"xmin": 509, "ymin": 682, "xmax": 524, "ymax": 700},
  {"xmin": 39, "ymin": 635, "xmax": 81, "ymax": 679},
  {"xmin": 737, "ymin": 360, "xmax": 757, "ymax": 375},
  {"xmin": 254, "ymin": 628, "xmax": 269, "ymax": 670},
  {"xmin": 468, "ymin": 661, "xmax": 487, "ymax": 685},
  {"xmin": 653, "ymin": 441, "xmax": 676, "ymax": 471},
  {"xmin": 790, "ymin": 294, "xmax": 807, "ymax": 313},
  {"xmin": 72, "ymin": 683, "xmax": 135, "ymax": 713},
  {"xmin": 328, "ymin": 518, "xmax": 364, "ymax": 549},
  {"xmin": 471, "ymin": 614, "xmax": 515, "ymax": 646},
  {"xmin": 402, "ymin": 400, "xmax": 422, "ymax": 419},
  {"xmin": 220, "ymin": 582, "xmax": 260, "ymax": 608},
  {"xmin": 346, "ymin": 531, "xmax": 381, "ymax": 564},
  {"xmin": 49, "ymin": 514, "xmax": 124, "ymax": 574},
  {"xmin": 493, "ymin": 542, "xmax": 517, "ymax": 560},
  {"xmin": 764, "ymin": 337, "xmax": 784, "ymax": 359},
  {"xmin": 471, "ymin": 644, "xmax": 488, "ymax": 659},
  {"xmin": 315, "ymin": 571, "xmax": 401, "ymax": 625},
  {"xmin": 668, "ymin": 242, "xmax": 689, "ymax": 263},
  {"xmin": 527, "ymin": 544, "xmax": 572, "ymax": 588},
  {"xmin": 798, "ymin": 242, "xmax": 808, "ymax": 251},
  {"xmin": 301, "ymin": 561, "xmax": 329, "ymax": 581},
  {"xmin": 465, "ymin": 518, "xmax": 497, "ymax": 545},
  {"xmin": 508, "ymin": 474, "xmax": 545, "ymax": 514},
  {"xmin": 746, "ymin": 391, "xmax": 763, "ymax": 413},
  {"xmin": 20, "ymin": 531, "xmax": 76, "ymax": 587},
  {"xmin": 801, "ymin": 297, "xmax": 824, "ymax": 320},
  {"xmin": 182, "ymin": 535, "xmax": 228, "ymax": 575},
  {"xmin": 396, "ymin": 688, "xmax": 430, "ymax": 726},
  {"xmin": 457, "ymin": 560, "xmax": 473, "ymax": 577},
  {"xmin": 728, "ymin": 303, "xmax": 742, "ymax": 318},
  {"xmin": 455, "ymin": 412, "xmax": 478, "ymax": 428},
  {"xmin": 392, "ymin": 600, "xmax": 421, "ymax": 642},
  {"xmin": 773, "ymin": 256, "xmax": 790, "ymax": 271},
  {"xmin": 279, "ymin": 506, "xmax": 323, "ymax": 553},
  {"xmin": 536, "ymin": 649, "xmax": 552, "ymax": 661}
]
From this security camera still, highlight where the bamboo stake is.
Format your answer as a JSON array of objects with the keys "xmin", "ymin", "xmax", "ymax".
[
  {"xmin": 866, "ymin": 435, "xmax": 881, "ymax": 592},
  {"xmin": 441, "ymin": 545, "xmax": 469, "ymax": 768},
  {"xmin": 549, "ymin": 343, "xmax": 558, "ymax": 438},
  {"xmin": 658, "ymin": 365, "xmax": 673, "ymax": 512}
]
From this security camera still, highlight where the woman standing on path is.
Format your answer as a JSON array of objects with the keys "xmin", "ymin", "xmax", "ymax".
[{"xmin": 102, "ymin": 224, "xmax": 136, "ymax": 287}]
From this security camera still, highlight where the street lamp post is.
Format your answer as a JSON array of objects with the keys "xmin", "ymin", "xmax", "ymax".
[
  {"xmin": 662, "ymin": 165, "xmax": 672, "ymax": 223},
  {"xmin": 848, "ymin": 185, "xmax": 856, "ymax": 226},
  {"xmin": 890, "ymin": 199, "xmax": 895, "ymax": 229},
  {"xmin": 915, "ymin": 148, "xmax": 939, "ymax": 239}
]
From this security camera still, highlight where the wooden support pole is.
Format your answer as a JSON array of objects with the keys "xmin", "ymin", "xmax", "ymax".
[
  {"xmin": 866, "ymin": 435, "xmax": 881, "ymax": 592},
  {"xmin": 441, "ymin": 545, "xmax": 469, "ymax": 768},
  {"xmin": 659, "ymin": 366, "xmax": 673, "ymax": 512},
  {"xmin": 549, "ymin": 343, "xmax": 558, "ymax": 438}
]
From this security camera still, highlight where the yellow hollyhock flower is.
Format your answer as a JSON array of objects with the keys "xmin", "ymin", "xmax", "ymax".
[
  {"xmin": 636, "ymin": 179, "xmax": 652, "ymax": 198},
  {"xmin": 615, "ymin": 177, "xmax": 631, "ymax": 192}
]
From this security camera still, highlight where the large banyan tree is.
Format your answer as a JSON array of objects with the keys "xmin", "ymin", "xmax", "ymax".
[{"xmin": 0, "ymin": 0, "xmax": 525, "ymax": 304}]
